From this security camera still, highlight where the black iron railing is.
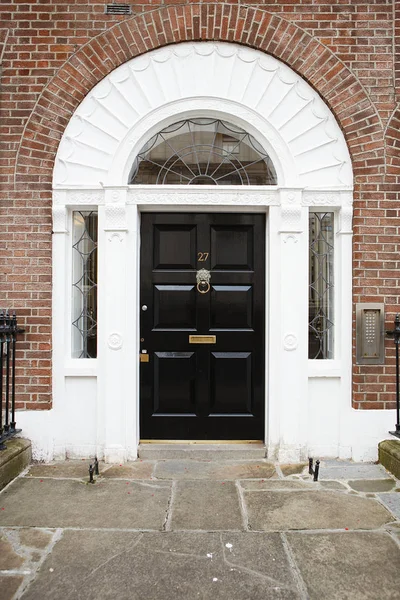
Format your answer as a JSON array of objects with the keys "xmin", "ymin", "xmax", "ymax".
[
  {"xmin": 0, "ymin": 311, "xmax": 24, "ymax": 449},
  {"xmin": 386, "ymin": 314, "xmax": 400, "ymax": 439}
]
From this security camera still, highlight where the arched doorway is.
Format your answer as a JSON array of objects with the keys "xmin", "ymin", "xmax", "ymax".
[{"xmin": 52, "ymin": 42, "xmax": 353, "ymax": 462}]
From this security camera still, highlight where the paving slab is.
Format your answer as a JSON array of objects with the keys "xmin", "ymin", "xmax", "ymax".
[
  {"xmin": 240, "ymin": 480, "xmax": 313, "ymax": 490},
  {"xmin": 155, "ymin": 460, "xmax": 276, "ymax": 480},
  {"xmin": 280, "ymin": 464, "xmax": 307, "ymax": 476},
  {"xmin": 318, "ymin": 463, "xmax": 389, "ymax": 480},
  {"xmin": 322, "ymin": 460, "xmax": 356, "ymax": 467},
  {"xmin": 0, "ymin": 478, "xmax": 171, "ymax": 529},
  {"xmin": 20, "ymin": 530, "xmax": 301, "ymax": 600},
  {"xmin": 318, "ymin": 481, "xmax": 347, "ymax": 490},
  {"xmin": 348, "ymin": 479, "xmax": 396, "ymax": 492},
  {"xmin": 287, "ymin": 531, "xmax": 400, "ymax": 600},
  {"xmin": 377, "ymin": 493, "xmax": 400, "ymax": 519},
  {"xmin": 102, "ymin": 461, "xmax": 155, "ymax": 479},
  {"xmin": 28, "ymin": 461, "xmax": 94, "ymax": 479},
  {"xmin": 170, "ymin": 481, "xmax": 243, "ymax": 530},
  {"xmin": 18, "ymin": 529, "xmax": 54, "ymax": 550},
  {"xmin": 0, "ymin": 575, "xmax": 24, "ymax": 600},
  {"xmin": 244, "ymin": 491, "xmax": 394, "ymax": 531},
  {"xmin": 0, "ymin": 534, "xmax": 24, "ymax": 569}
]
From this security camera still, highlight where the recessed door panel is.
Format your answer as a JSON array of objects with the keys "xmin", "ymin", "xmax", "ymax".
[
  {"xmin": 153, "ymin": 285, "xmax": 196, "ymax": 330},
  {"xmin": 140, "ymin": 213, "xmax": 265, "ymax": 440},
  {"xmin": 153, "ymin": 225, "xmax": 196, "ymax": 270},
  {"xmin": 210, "ymin": 352, "xmax": 252, "ymax": 414},
  {"xmin": 210, "ymin": 285, "xmax": 253, "ymax": 330},
  {"xmin": 210, "ymin": 225, "xmax": 253, "ymax": 270},
  {"xmin": 153, "ymin": 352, "xmax": 196, "ymax": 414}
]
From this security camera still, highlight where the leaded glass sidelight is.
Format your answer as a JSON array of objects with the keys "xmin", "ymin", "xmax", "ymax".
[
  {"xmin": 309, "ymin": 212, "xmax": 334, "ymax": 359},
  {"xmin": 129, "ymin": 118, "xmax": 277, "ymax": 185},
  {"xmin": 72, "ymin": 212, "xmax": 98, "ymax": 358}
]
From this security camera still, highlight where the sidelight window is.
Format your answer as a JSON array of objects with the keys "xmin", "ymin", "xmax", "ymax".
[
  {"xmin": 72, "ymin": 211, "xmax": 98, "ymax": 358},
  {"xmin": 129, "ymin": 118, "xmax": 277, "ymax": 186},
  {"xmin": 308, "ymin": 212, "xmax": 334, "ymax": 359}
]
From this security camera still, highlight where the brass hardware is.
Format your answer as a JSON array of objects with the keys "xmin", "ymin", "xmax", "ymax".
[
  {"xmin": 196, "ymin": 268, "xmax": 211, "ymax": 294},
  {"xmin": 189, "ymin": 335, "xmax": 216, "ymax": 344},
  {"xmin": 140, "ymin": 354, "xmax": 150, "ymax": 362},
  {"xmin": 196, "ymin": 281, "xmax": 210, "ymax": 294}
]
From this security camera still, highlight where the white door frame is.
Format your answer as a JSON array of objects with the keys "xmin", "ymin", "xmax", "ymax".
[{"xmin": 45, "ymin": 42, "xmax": 356, "ymax": 462}]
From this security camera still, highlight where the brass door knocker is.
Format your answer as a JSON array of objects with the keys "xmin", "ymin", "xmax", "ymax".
[{"xmin": 196, "ymin": 268, "xmax": 211, "ymax": 294}]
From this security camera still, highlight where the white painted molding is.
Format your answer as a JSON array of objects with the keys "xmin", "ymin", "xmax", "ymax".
[
  {"xmin": 104, "ymin": 204, "xmax": 127, "ymax": 231},
  {"xmin": 107, "ymin": 333, "xmax": 123, "ymax": 350},
  {"xmin": 128, "ymin": 187, "xmax": 279, "ymax": 206},
  {"xmin": 52, "ymin": 206, "xmax": 67, "ymax": 233},
  {"xmin": 54, "ymin": 187, "xmax": 354, "ymax": 209},
  {"xmin": 53, "ymin": 42, "xmax": 353, "ymax": 189},
  {"xmin": 283, "ymin": 333, "xmax": 298, "ymax": 351}
]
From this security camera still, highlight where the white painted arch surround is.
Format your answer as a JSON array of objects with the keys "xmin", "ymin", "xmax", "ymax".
[{"xmin": 18, "ymin": 42, "xmax": 394, "ymax": 462}]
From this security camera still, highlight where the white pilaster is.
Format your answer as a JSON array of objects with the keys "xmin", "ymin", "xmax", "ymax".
[
  {"xmin": 98, "ymin": 188, "xmax": 130, "ymax": 462},
  {"xmin": 275, "ymin": 190, "xmax": 309, "ymax": 462},
  {"xmin": 51, "ymin": 199, "xmax": 68, "ymax": 459}
]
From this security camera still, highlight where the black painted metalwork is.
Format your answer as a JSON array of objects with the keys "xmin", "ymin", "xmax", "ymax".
[
  {"xmin": 130, "ymin": 118, "xmax": 277, "ymax": 186},
  {"xmin": 308, "ymin": 457, "xmax": 320, "ymax": 482},
  {"xmin": 386, "ymin": 314, "xmax": 400, "ymax": 439},
  {"xmin": 0, "ymin": 311, "xmax": 24, "ymax": 450},
  {"xmin": 88, "ymin": 457, "xmax": 100, "ymax": 483}
]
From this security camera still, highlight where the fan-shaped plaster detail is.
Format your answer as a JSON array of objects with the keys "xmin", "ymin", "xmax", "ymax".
[{"xmin": 53, "ymin": 42, "xmax": 352, "ymax": 189}]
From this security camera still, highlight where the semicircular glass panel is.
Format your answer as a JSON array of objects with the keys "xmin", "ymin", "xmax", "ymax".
[{"xmin": 129, "ymin": 118, "xmax": 277, "ymax": 185}]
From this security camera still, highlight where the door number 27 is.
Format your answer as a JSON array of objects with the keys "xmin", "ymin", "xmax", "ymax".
[{"xmin": 197, "ymin": 252, "xmax": 209, "ymax": 262}]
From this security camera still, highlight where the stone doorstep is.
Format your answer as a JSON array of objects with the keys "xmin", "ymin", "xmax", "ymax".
[
  {"xmin": 0, "ymin": 438, "xmax": 31, "ymax": 491},
  {"xmin": 379, "ymin": 439, "xmax": 400, "ymax": 480},
  {"xmin": 138, "ymin": 443, "xmax": 267, "ymax": 460}
]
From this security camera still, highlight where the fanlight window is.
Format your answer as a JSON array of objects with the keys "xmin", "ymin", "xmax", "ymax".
[{"xmin": 129, "ymin": 119, "xmax": 277, "ymax": 185}]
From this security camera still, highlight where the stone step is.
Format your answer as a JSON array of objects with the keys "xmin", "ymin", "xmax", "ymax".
[
  {"xmin": 138, "ymin": 442, "xmax": 266, "ymax": 460},
  {"xmin": 379, "ymin": 438, "xmax": 400, "ymax": 479},
  {"xmin": 0, "ymin": 438, "xmax": 32, "ymax": 491}
]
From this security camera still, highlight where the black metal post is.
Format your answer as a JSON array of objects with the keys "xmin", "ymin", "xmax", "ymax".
[
  {"xmin": 0, "ymin": 314, "xmax": 3, "ymax": 439},
  {"xmin": 4, "ymin": 312, "xmax": 11, "ymax": 433},
  {"xmin": 11, "ymin": 313, "xmax": 17, "ymax": 430},
  {"xmin": 0, "ymin": 310, "xmax": 23, "ymax": 450},
  {"xmin": 308, "ymin": 457, "xmax": 320, "ymax": 481},
  {"xmin": 386, "ymin": 314, "xmax": 400, "ymax": 438},
  {"xmin": 314, "ymin": 460, "xmax": 320, "ymax": 482}
]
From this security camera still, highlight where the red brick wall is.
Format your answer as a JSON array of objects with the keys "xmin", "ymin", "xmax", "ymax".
[{"xmin": 0, "ymin": 1, "xmax": 398, "ymax": 410}]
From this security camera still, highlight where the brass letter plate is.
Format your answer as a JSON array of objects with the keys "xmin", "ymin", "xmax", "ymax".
[{"xmin": 189, "ymin": 335, "xmax": 216, "ymax": 344}]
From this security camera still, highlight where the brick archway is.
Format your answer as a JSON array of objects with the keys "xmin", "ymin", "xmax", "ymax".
[
  {"xmin": 386, "ymin": 104, "xmax": 400, "ymax": 182},
  {"xmin": 15, "ymin": 4, "xmax": 384, "ymax": 187}
]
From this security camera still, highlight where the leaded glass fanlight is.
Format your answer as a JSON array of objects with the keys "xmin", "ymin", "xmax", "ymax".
[{"xmin": 129, "ymin": 119, "xmax": 277, "ymax": 185}]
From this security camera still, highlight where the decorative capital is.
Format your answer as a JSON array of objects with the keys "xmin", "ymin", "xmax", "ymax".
[
  {"xmin": 104, "ymin": 204, "xmax": 127, "ymax": 231},
  {"xmin": 52, "ymin": 205, "xmax": 67, "ymax": 233}
]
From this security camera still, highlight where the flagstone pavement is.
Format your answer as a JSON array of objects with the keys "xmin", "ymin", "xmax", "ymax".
[{"xmin": 0, "ymin": 458, "xmax": 399, "ymax": 600}]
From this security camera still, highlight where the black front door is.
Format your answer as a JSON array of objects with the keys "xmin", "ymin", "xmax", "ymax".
[{"xmin": 140, "ymin": 213, "xmax": 265, "ymax": 440}]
